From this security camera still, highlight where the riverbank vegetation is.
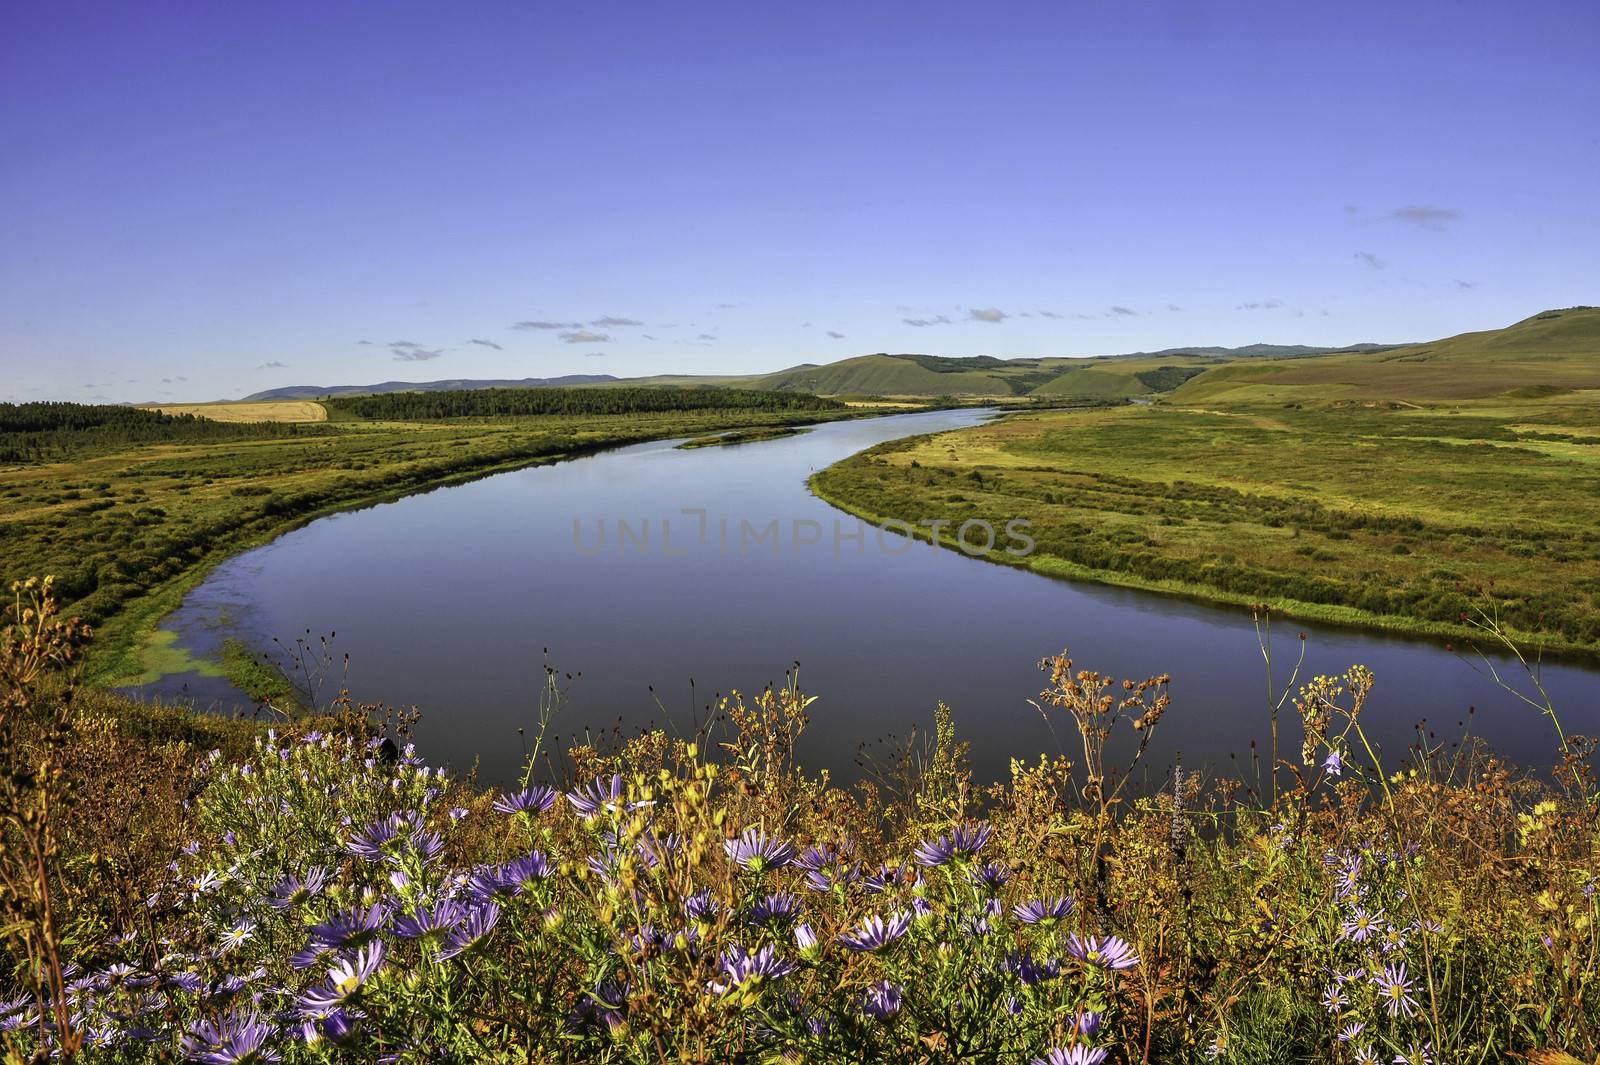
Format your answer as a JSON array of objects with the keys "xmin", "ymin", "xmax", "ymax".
[
  {"xmin": 678, "ymin": 426, "xmax": 810, "ymax": 449},
  {"xmin": 814, "ymin": 384, "xmax": 1600, "ymax": 656},
  {"xmin": 0, "ymin": 393, "xmax": 866, "ymax": 684},
  {"xmin": 323, "ymin": 386, "xmax": 845, "ymax": 421},
  {"xmin": 2, "ymin": 578, "xmax": 1595, "ymax": 1062}
]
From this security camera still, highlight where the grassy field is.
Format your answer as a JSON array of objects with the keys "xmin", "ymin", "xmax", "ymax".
[
  {"xmin": 814, "ymin": 309, "xmax": 1600, "ymax": 655},
  {"xmin": 140, "ymin": 400, "xmax": 329, "ymax": 422},
  {"xmin": 0, "ymin": 403, "xmax": 871, "ymax": 685}
]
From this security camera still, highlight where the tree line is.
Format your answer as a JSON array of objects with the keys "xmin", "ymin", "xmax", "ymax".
[
  {"xmin": 323, "ymin": 386, "xmax": 845, "ymax": 421},
  {"xmin": 0, "ymin": 403, "xmax": 332, "ymax": 463}
]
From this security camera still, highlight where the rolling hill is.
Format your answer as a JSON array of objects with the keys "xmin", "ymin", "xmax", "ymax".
[
  {"xmin": 243, "ymin": 374, "xmax": 619, "ymax": 401},
  {"xmin": 1172, "ymin": 306, "xmax": 1600, "ymax": 405}
]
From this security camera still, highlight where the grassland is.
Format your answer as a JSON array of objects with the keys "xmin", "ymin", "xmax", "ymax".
[
  {"xmin": 815, "ymin": 308, "xmax": 1600, "ymax": 655},
  {"xmin": 0, "ymin": 402, "xmax": 872, "ymax": 685},
  {"xmin": 140, "ymin": 400, "xmax": 328, "ymax": 422}
]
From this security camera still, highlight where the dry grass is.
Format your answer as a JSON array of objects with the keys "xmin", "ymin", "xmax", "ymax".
[{"xmin": 139, "ymin": 400, "xmax": 327, "ymax": 423}]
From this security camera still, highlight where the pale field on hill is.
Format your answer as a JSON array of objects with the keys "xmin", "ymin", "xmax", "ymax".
[{"xmin": 141, "ymin": 400, "xmax": 328, "ymax": 423}]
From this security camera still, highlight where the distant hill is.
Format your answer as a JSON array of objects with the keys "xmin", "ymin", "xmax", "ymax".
[
  {"xmin": 243, "ymin": 375, "xmax": 619, "ymax": 401},
  {"xmin": 1172, "ymin": 307, "xmax": 1600, "ymax": 405}
]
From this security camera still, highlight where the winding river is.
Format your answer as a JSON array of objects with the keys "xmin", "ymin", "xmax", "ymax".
[{"xmin": 136, "ymin": 409, "xmax": 1598, "ymax": 788}]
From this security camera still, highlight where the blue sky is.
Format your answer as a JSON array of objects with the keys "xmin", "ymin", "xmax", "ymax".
[{"xmin": 2, "ymin": 1, "xmax": 1596, "ymax": 402}]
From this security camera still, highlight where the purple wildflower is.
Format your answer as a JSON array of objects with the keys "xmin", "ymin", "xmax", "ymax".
[
  {"xmin": 393, "ymin": 900, "xmax": 465, "ymax": 941},
  {"xmin": 1032, "ymin": 1049, "xmax": 1108, "ymax": 1065},
  {"xmin": 1374, "ymin": 961, "xmax": 1418, "ymax": 1019},
  {"xmin": 839, "ymin": 911, "xmax": 912, "ymax": 952},
  {"xmin": 861, "ymin": 981, "xmax": 902, "ymax": 1020},
  {"xmin": 1013, "ymin": 896, "xmax": 1075, "ymax": 925},
  {"xmin": 180, "ymin": 1010, "xmax": 280, "ymax": 1064},
  {"xmin": 748, "ymin": 893, "xmax": 803, "ymax": 927},
  {"xmin": 567, "ymin": 774, "xmax": 625, "ymax": 820},
  {"xmin": 968, "ymin": 862, "xmax": 1012, "ymax": 892},
  {"xmin": 297, "ymin": 942, "xmax": 385, "ymax": 1014},
  {"xmin": 1339, "ymin": 906, "xmax": 1383, "ymax": 943},
  {"xmin": 724, "ymin": 828, "xmax": 798, "ymax": 872},
  {"xmin": 708, "ymin": 945, "xmax": 797, "ymax": 994},
  {"xmin": 266, "ymin": 867, "xmax": 328, "ymax": 910},
  {"xmin": 493, "ymin": 786, "xmax": 558, "ymax": 815},
  {"xmin": 308, "ymin": 903, "xmax": 388, "ymax": 949},
  {"xmin": 1065, "ymin": 934, "xmax": 1139, "ymax": 971},
  {"xmin": 912, "ymin": 821, "xmax": 993, "ymax": 867},
  {"xmin": 437, "ymin": 901, "xmax": 501, "ymax": 961}
]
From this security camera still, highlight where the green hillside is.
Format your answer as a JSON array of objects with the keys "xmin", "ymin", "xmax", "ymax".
[
  {"xmin": 1173, "ymin": 306, "xmax": 1600, "ymax": 406},
  {"xmin": 753, "ymin": 353, "xmax": 1060, "ymax": 397}
]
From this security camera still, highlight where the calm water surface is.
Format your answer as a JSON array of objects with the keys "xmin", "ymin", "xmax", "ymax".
[{"xmin": 139, "ymin": 409, "xmax": 1599, "ymax": 788}]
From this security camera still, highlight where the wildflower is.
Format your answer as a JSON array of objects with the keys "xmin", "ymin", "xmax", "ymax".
[
  {"xmin": 180, "ymin": 1010, "xmax": 280, "ymax": 1064},
  {"xmin": 501, "ymin": 851, "xmax": 555, "ymax": 890},
  {"xmin": 1031, "ymin": 1049, "xmax": 1107, "ymax": 1065},
  {"xmin": 1013, "ymin": 896, "xmax": 1075, "ymax": 926},
  {"xmin": 724, "ymin": 828, "xmax": 799, "ymax": 873},
  {"xmin": 437, "ymin": 901, "xmax": 501, "ymax": 961},
  {"xmin": 794, "ymin": 922, "xmax": 820, "ymax": 959},
  {"xmin": 861, "ymin": 863, "xmax": 907, "ymax": 893},
  {"xmin": 1393, "ymin": 1041, "xmax": 1433, "ymax": 1065},
  {"xmin": 393, "ymin": 900, "xmax": 465, "ymax": 942},
  {"xmin": 1321, "ymin": 982, "xmax": 1348, "ymax": 1013},
  {"xmin": 299, "ymin": 1008, "xmax": 356, "ymax": 1046},
  {"xmin": 1077, "ymin": 1011, "xmax": 1102, "ymax": 1036},
  {"xmin": 684, "ymin": 889, "xmax": 719, "ymax": 922},
  {"xmin": 912, "ymin": 822, "xmax": 993, "ymax": 867},
  {"xmin": 861, "ymin": 981, "xmax": 902, "ymax": 1019},
  {"xmin": 218, "ymin": 919, "xmax": 256, "ymax": 954},
  {"xmin": 1339, "ymin": 1022, "xmax": 1364, "ymax": 1042},
  {"xmin": 308, "ymin": 903, "xmax": 388, "ymax": 949},
  {"xmin": 1065, "ymin": 934, "xmax": 1139, "ymax": 970},
  {"xmin": 708, "ymin": 945, "xmax": 796, "ymax": 994},
  {"xmin": 748, "ymin": 893, "xmax": 803, "ymax": 927},
  {"xmin": 968, "ymin": 862, "xmax": 1012, "ymax": 892},
  {"xmin": 1353, "ymin": 1047, "xmax": 1380, "ymax": 1064},
  {"xmin": 266, "ymin": 867, "xmax": 328, "ymax": 910},
  {"xmin": 1339, "ymin": 906, "xmax": 1383, "ymax": 943},
  {"xmin": 1323, "ymin": 748, "xmax": 1344, "ymax": 777},
  {"xmin": 493, "ymin": 785, "xmax": 558, "ymax": 815},
  {"xmin": 567, "ymin": 774, "xmax": 625, "ymax": 819},
  {"xmin": 1373, "ymin": 961, "xmax": 1419, "ymax": 1019},
  {"xmin": 839, "ymin": 912, "xmax": 912, "ymax": 952},
  {"xmin": 297, "ymin": 942, "xmax": 385, "ymax": 1014}
]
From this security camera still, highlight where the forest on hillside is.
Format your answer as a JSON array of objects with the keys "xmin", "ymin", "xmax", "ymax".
[{"xmin": 0, "ymin": 402, "xmax": 333, "ymax": 462}]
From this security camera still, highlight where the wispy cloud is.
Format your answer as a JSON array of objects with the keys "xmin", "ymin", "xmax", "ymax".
[
  {"xmin": 968, "ymin": 307, "xmax": 1007, "ymax": 323},
  {"xmin": 1455, "ymin": 279, "xmax": 1480, "ymax": 290},
  {"xmin": 1109, "ymin": 306, "xmax": 1138, "ymax": 317},
  {"xmin": 468, "ymin": 338, "xmax": 504, "ymax": 350},
  {"xmin": 357, "ymin": 340, "xmax": 372, "ymax": 345},
  {"xmin": 1166, "ymin": 304, "xmax": 1181, "ymax": 312},
  {"xmin": 1354, "ymin": 251, "xmax": 1386, "ymax": 269},
  {"xmin": 1390, "ymin": 205, "xmax": 1460, "ymax": 231},
  {"xmin": 258, "ymin": 361, "xmax": 289, "ymax": 369},
  {"xmin": 1235, "ymin": 300, "xmax": 1282, "ymax": 311},
  {"xmin": 559, "ymin": 329, "xmax": 611, "ymax": 344},
  {"xmin": 583, "ymin": 352, "xmax": 608, "ymax": 358},
  {"xmin": 826, "ymin": 330, "xmax": 846, "ymax": 339},
  {"xmin": 389, "ymin": 341, "xmax": 446, "ymax": 362},
  {"xmin": 514, "ymin": 320, "xmax": 580, "ymax": 331},
  {"xmin": 695, "ymin": 333, "xmax": 717, "ymax": 341},
  {"xmin": 903, "ymin": 315, "xmax": 952, "ymax": 327},
  {"xmin": 591, "ymin": 316, "xmax": 643, "ymax": 328},
  {"xmin": 1038, "ymin": 310, "xmax": 1062, "ymax": 319}
]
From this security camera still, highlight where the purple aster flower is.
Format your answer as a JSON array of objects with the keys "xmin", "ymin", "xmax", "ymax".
[
  {"xmin": 493, "ymin": 785, "xmax": 558, "ymax": 815},
  {"xmin": 502, "ymin": 851, "xmax": 555, "ymax": 890},
  {"xmin": 1339, "ymin": 906, "xmax": 1383, "ymax": 944},
  {"xmin": 861, "ymin": 981, "xmax": 902, "ymax": 1020},
  {"xmin": 1338, "ymin": 1021, "xmax": 1364, "ymax": 1043},
  {"xmin": 345, "ymin": 813, "xmax": 411, "ymax": 860},
  {"xmin": 1374, "ymin": 961, "xmax": 1418, "ymax": 1019},
  {"xmin": 968, "ymin": 862, "xmax": 1012, "ymax": 892},
  {"xmin": 180, "ymin": 1010, "xmax": 280, "ymax": 1064},
  {"xmin": 795, "ymin": 841, "xmax": 851, "ymax": 870},
  {"xmin": 566, "ymin": 774, "xmax": 625, "ymax": 820},
  {"xmin": 684, "ymin": 889, "xmax": 719, "ymax": 922},
  {"xmin": 1321, "ymin": 982, "xmax": 1349, "ymax": 1013},
  {"xmin": 297, "ymin": 942, "xmax": 385, "ymax": 1014},
  {"xmin": 308, "ymin": 903, "xmax": 388, "ymax": 949},
  {"xmin": 724, "ymin": 828, "xmax": 798, "ymax": 872},
  {"xmin": 1032, "ymin": 1049, "xmax": 1107, "ymax": 1065},
  {"xmin": 436, "ymin": 901, "xmax": 501, "ymax": 961},
  {"xmin": 794, "ymin": 922, "xmax": 820, "ymax": 958},
  {"xmin": 860, "ymin": 863, "xmax": 907, "ymax": 894},
  {"xmin": 1013, "ymin": 896, "xmax": 1075, "ymax": 925},
  {"xmin": 839, "ymin": 911, "xmax": 912, "ymax": 952},
  {"xmin": 708, "ymin": 945, "xmax": 797, "ymax": 994},
  {"xmin": 1393, "ymin": 1041, "xmax": 1434, "ymax": 1065},
  {"xmin": 299, "ymin": 1008, "xmax": 357, "ymax": 1046},
  {"xmin": 266, "ymin": 867, "xmax": 328, "ymax": 911},
  {"xmin": 748, "ymin": 893, "xmax": 802, "ymax": 927},
  {"xmin": 1065, "ymin": 934, "xmax": 1139, "ymax": 971},
  {"xmin": 913, "ymin": 821, "xmax": 993, "ymax": 867},
  {"xmin": 1077, "ymin": 1011, "xmax": 1102, "ymax": 1036},
  {"xmin": 393, "ymin": 900, "xmax": 466, "ymax": 942}
]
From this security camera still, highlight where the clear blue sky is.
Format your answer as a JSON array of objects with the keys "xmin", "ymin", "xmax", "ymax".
[{"xmin": 2, "ymin": 0, "xmax": 1596, "ymax": 402}]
